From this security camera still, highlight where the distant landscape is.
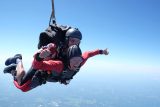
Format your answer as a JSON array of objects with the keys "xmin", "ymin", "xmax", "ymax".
[{"xmin": 0, "ymin": 68, "xmax": 160, "ymax": 107}]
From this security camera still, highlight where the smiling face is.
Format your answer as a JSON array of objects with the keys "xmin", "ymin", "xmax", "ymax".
[
  {"xmin": 68, "ymin": 56, "xmax": 83, "ymax": 71},
  {"xmin": 68, "ymin": 37, "xmax": 81, "ymax": 47}
]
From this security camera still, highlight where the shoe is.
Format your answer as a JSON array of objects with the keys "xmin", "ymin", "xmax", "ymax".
[
  {"xmin": 3, "ymin": 64, "xmax": 17, "ymax": 74},
  {"xmin": 5, "ymin": 54, "xmax": 22, "ymax": 66}
]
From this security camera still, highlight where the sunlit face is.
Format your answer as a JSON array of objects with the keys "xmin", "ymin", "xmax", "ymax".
[
  {"xmin": 68, "ymin": 38, "xmax": 80, "ymax": 47},
  {"xmin": 68, "ymin": 56, "xmax": 83, "ymax": 71}
]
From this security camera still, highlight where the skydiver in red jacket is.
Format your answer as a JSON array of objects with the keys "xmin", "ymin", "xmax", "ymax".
[{"xmin": 3, "ymin": 45, "xmax": 109, "ymax": 92}]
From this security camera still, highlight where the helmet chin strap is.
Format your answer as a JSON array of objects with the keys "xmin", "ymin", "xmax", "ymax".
[
  {"xmin": 67, "ymin": 61, "xmax": 72, "ymax": 70},
  {"xmin": 68, "ymin": 64, "xmax": 71, "ymax": 69},
  {"xmin": 67, "ymin": 62, "xmax": 75, "ymax": 71}
]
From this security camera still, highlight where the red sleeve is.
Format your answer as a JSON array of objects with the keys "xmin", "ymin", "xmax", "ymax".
[
  {"xmin": 32, "ymin": 52, "xmax": 63, "ymax": 74},
  {"xmin": 81, "ymin": 49, "xmax": 102, "ymax": 66},
  {"xmin": 32, "ymin": 59, "xmax": 63, "ymax": 73}
]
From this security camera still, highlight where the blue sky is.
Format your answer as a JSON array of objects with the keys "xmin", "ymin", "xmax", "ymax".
[{"xmin": 0, "ymin": 0, "xmax": 160, "ymax": 73}]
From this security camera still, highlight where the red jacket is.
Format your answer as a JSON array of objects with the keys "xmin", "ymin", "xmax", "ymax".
[
  {"xmin": 32, "ymin": 49, "xmax": 103, "ymax": 73},
  {"xmin": 14, "ymin": 49, "xmax": 103, "ymax": 92}
]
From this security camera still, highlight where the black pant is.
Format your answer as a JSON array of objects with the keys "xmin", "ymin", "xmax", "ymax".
[{"xmin": 20, "ymin": 67, "xmax": 37, "ymax": 85}]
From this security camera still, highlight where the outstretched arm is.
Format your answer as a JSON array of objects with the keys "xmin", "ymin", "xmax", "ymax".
[{"xmin": 81, "ymin": 48, "xmax": 109, "ymax": 66}]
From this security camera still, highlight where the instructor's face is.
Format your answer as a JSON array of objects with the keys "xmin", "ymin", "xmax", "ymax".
[
  {"xmin": 68, "ymin": 56, "xmax": 83, "ymax": 71},
  {"xmin": 68, "ymin": 38, "xmax": 80, "ymax": 47}
]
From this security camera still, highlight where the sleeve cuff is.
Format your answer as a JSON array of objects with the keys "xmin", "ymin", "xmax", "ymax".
[{"xmin": 99, "ymin": 50, "xmax": 103, "ymax": 54}]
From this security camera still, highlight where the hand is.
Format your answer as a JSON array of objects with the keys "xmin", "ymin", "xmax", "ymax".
[
  {"xmin": 103, "ymin": 48, "xmax": 109, "ymax": 55},
  {"xmin": 59, "ymin": 79, "xmax": 70, "ymax": 85},
  {"xmin": 39, "ymin": 49, "xmax": 51, "ymax": 58},
  {"xmin": 47, "ymin": 43, "xmax": 57, "ymax": 54}
]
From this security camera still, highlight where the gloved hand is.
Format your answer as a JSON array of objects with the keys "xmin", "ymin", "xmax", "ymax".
[
  {"xmin": 39, "ymin": 43, "xmax": 57, "ymax": 58},
  {"xmin": 47, "ymin": 43, "xmax": 57, "ymax": 54},
  {"xmin": 103, "ymin": 48, "xmax": 109, "ymax": 55},
  {"xmin": 39, "ymin": 49, "xmax": 51, "ymax": 58}
]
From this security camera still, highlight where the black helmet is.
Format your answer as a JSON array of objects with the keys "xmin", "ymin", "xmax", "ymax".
[
  {"xmin": 65, "ymin": 28, "xmax": 82, "ymax": 40},
  {"xmin": 67, "ymin": 45, "xmax": 82, "ymax": 60}
]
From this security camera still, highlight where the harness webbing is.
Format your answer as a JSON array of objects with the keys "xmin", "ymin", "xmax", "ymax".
[{"xmin": 49, "ymin": 0, "xmax": 56, "ymax": 25}]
